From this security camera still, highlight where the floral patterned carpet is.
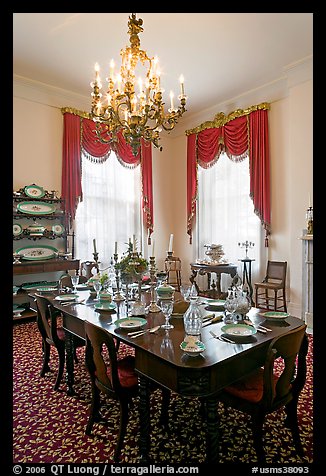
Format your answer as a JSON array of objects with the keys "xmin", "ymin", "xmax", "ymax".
[{"xmin": 13, "ymin": 321, "xmax": 313, "ymax": 465}]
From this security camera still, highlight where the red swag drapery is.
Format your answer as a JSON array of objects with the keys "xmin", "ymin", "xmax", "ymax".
[
  {"xmin": 61, "ymin": 111, "xmax": 154, "ymax": 242},
  {"xmin": 186, "ymin": 105, "xmax": 270, "ymax": 245}
]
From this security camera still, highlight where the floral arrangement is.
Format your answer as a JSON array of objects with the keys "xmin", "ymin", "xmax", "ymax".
[{"xmin": 115, "ymin": 241, "xmax": 148, "ymax": 278}]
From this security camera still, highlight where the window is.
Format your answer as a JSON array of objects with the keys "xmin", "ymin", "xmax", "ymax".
[
  {"xmin": 196, "ymin": 153, "xmax": 263, "ymax": 291},
  {"xmin": 74, "ymin": 152, "xmax": 142, "ymax": 269}
]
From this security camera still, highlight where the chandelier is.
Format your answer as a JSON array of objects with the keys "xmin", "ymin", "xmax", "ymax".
[{"xmin": 90, "ymin": 13, "xmax": 187, "ymax": 156}]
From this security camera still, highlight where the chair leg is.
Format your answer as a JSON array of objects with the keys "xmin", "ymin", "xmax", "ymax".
[
  {"xmin": 251, "ymin": 413, "xmax": 266, "ymax": 463},
  {"xmin": 86, "ymin": 384, "xmax": 101, "ymax": 435},
  {"xmin": 283, "ymin": 289, "xmax": 287, "ymax": 312},
  {"xmin": 114, "ymin": 399, "xmax": 130, "ymax": 462},
  {"xmin": 40, "ymin": 340, "xmax": 51, "ymax": 376},
  {"xmin": 265, "ymin": 289, "xmax": 269, "ymax": 309},
  {"xmin": 285, "ymin": 399, "xmax": 304, "ymax": 456},
  {"xmin": 54, "ymin": 347, "xmax": 65, "ymax": 390}
]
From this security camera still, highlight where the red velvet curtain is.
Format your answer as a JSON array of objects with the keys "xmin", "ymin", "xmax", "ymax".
[
  {"xmin": 61, "ymin": 112, "xmax": 153, "ymax": 241},
  {"xmin": 187, "ymin": 108, "xmax": 270, "ymax": 244}
]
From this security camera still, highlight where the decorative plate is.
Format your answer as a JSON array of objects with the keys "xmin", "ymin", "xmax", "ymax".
[
  {"xmin": 207, "ymin": 300, "xmax": 226, "ymax": 306},
  {"xmin": 94, "ymin": 303, "xmax": 116, "ymax": 312},
  {"xmin": 24, "ymin": 184, "xmax": 45, "ymax": 199},
  {"xmin": 114, "ymin": 317, "xmax": 147, "ymax": 330},
  {"xmin": 180, "ymin": 336, "xmax": 206, "ymax": 356},
  {"xmin": 221, "ymin": 324, "xmax": 257, "ymax": 336},
  {"xmin": 17, "ymin": 201, "xmax": 56, "ymax": 215},
  {"xmin": 76, "ymin": 283, "xmax": 90, "ymax": 290},
  {"xmin": 54, "ymin": 294, "xmax": 79, "ymax": 301},
  {"xmin": 261, "ymin": 311, "xmax": 290, "ymax": 320},
  {"xmin": 16, "ymin": 245, "xmax": 58, "ymax": 261},
  {"xmin": 52, "ymin": 224, "xmax": 65, "ymax": 236},
  {"xmin": 13, "ymin": 223, "xmax": 23, "ymax": 236}
]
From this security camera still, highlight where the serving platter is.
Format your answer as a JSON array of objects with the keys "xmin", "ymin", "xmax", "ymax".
[
  {"xmin": 114, "ymin": 317, "xmax": 147, "ymax": 330},
  {"xmin": 17, "ymin": 201, "xmax": 56, "ymax": 215},
  {"xmin": 221, "ymin": 324, "xmax": 257, "ymax": 336},
  {"xmin": 24, "ymin": 184, "xmax": 45, "ymax": 199},
  {"xmin": 16, "ymin": 245, "xmax": 58, "ymax": 261}
]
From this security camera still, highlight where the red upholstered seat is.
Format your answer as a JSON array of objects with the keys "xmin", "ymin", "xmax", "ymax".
[{"xmin": 224, "ymin": 368, "xmax": 278, "ymax": 403}]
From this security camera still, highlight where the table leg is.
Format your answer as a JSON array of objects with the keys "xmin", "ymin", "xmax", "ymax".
[
  {"xmin": 64, "ymin": 330, "xmax": 75, "ymax": 396},
  {"xmin": 189, "ymin": 269, "xmax": 200, "ymax": 295},
  {"xmin": 205, "ymin": 397, "xmax": 219, "ymax": 464},
  {"xmin": 138, "ymin": 375, "xmax": 151, "ymax": 463}
]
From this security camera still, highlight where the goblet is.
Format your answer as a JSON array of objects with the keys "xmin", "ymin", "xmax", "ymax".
[
  {"xmin": 160, "ymin": 299, "xmax": 174, "ymax": 330},
  {"xmin": 71, "ymin": 274, "xmax": 79, "ymax": 294},
  {"xmin": 93, "ymin": 279, "xmax": 102, "ymax": 301},
  {"xmin": 180, "ymin": 284, "xmax": 191, "ymax": 302}
]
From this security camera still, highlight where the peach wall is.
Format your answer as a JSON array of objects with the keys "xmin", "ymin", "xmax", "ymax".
[{"xmin": 13, "ymin": 97, "xmax": 62, "ymax": 192}]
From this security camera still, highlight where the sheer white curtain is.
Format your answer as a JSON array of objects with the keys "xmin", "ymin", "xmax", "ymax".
[
  {"xmin": 196, "ymin": 153, "xmax": 263, "ymax": 292},
  {"xmin": 74, "ymin": 152, "xmax": 142, "ymax": 270}
]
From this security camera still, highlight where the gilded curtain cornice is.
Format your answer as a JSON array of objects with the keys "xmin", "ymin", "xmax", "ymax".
[
  {"xmin": 185, "ymin": 102, "xmax": 270, "ymax": 135},
  {"xmin": 61, "ymin": 107, "xmax": 91, "ymax": 120}
]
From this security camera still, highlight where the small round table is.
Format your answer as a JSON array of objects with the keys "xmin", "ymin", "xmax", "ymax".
[{"xmin": 238, "ymin": 258, "xmax": 255, "ymax": 304}]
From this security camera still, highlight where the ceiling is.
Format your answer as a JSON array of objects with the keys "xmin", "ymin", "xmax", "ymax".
[{"xmin": 13, "ymin": 13, "xmax": 313, "ymax": 120}]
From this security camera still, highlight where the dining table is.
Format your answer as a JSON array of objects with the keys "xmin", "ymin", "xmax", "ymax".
[{"xmin": 43, "ymin": 288, "xmax": 306, "ymax": 464}]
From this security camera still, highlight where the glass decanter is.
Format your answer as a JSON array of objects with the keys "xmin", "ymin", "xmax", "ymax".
[{"xmin": 183, "ymin": 297, "xmax": 203, "ymax": 336}]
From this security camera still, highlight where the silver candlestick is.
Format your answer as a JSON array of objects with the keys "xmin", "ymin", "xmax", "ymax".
[
  {"xmin": 146, "ymin": 256, "xmax": 161, "ymax": 313},
  {"xmin": 113, "ymin": 252, "xmax": 125, "ymax": 302}
]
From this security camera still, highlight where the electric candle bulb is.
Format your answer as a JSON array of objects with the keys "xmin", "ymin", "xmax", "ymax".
[
  {"xmin": 169, "ymin": 91, "xmax": 174, "ymax": 111},
  {"xmin": 179, "ymin": 74, "xmax": 185, "ymax": 95}
]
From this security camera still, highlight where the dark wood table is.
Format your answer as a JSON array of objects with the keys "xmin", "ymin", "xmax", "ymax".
[
  {"xmin": 190, "ymin": 262, "xmax": 238, "ymax": 298},
  {"xmin": 49, "ymin": 290, "xmax": 305, "ymax": 464}
]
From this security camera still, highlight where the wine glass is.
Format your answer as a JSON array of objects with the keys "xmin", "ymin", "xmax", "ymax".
[
  {"xmin": 71, "ymin": 274, "xmax": 79, "ymax": 294},
  {"xmin": 160, "ymin": 299, "xmax": 174, "ymax": 330},
  {"xmin": 180, "ymin": 284, "xmax": 191, "ymax": 302},
  {"xmin": 93, "ymin": 279, "xmax": 102, "ymax": 301}
]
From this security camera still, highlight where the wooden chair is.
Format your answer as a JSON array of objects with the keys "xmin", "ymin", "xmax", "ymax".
[
  {"xmin": 34, "ymin": 294, "xmax": 85, "ymax": 390},
  {"xmin": 216, "ymin": 325, "xmax": 308, "ymax": 462},
  {"xmin": 59, "ymin": 273, "xmax": 88, "ymax": 290},
  {"xmin": 84, "ymin": 320, "xmax": 170, "ymax": 462},
  {"xmin": 165, "ymin": 256, "xmax": 182, "ymax": 291},
  {"xmin": 254, "ymin": 261, "xmax": 287, "ymax": 312}
]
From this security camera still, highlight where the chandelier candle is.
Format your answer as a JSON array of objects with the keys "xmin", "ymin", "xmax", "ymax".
[{"xmin": 89, "ymin": 13, "xmax": 187, "ymax": 156}]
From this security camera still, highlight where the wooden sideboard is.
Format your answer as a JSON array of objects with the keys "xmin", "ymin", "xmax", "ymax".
[{"xmin": 13, "ymin": 258, "xmax": 80, "ymax": 275}]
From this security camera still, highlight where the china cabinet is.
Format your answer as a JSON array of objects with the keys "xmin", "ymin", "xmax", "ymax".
[{"xmin": 13, "ymin": 184, "xmax": 79, "ymax": 320}]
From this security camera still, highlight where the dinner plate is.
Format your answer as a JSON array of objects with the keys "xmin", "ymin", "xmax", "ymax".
[
  {"xmin": 76, "ymin": 283, "xmax": 90, "ymax": 290},
  {"xmin": 94, "ymin": 303, "xmax": 116, "ymax": 312},
  {"xmin": 17, "ymin": 201, "xmax": 56, "ymax": 215},
  {"xmin": 24, "ymin": 184, "xmax": 45, "ymax": 198},
  {"xmin": 16, "ymin": 245, "xmax": 58, "ymax": 261},
  {"xmin": 180, "ymin": 337, "xmax": 206, "ymax": 356},
  {"xmin": 261, "ymin": 311, "xmax": 290, "ymax": 320},
  {"xmin": 114, "ymin": 317, "xmax": 147, "ymax": 330},
  {"xmin": 55, "ymin": 294, "xmax": 79, "ymax": 301},
  {"xmin": 221, "ymin": 324, "xmax": 257, "ymax": 336}
]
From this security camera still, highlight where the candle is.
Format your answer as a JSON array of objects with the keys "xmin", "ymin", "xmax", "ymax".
[
  {"xmin": 179, "ymin": 74, "xmax": 185, "ymax": 96},
  {"xmin": 152, "ymin": 239, "xmax": 155, "ymax": 257},
  {"xmin": 169, "ymin": 91, "xmax": 174, "ymax": 111},
  {"xmin": 168, "ymin": 234, "xmax": 173, "ymax": 253},
  {"xmin": 133, "ymin": 234, "xmax": 136, "ymax": 252},
  {"xmin": 114, "ymin": 241, "xmax": 118, "ymax": 254},
  {"xmin": 308, "ymin": 193, "xmax": 311, "ymax": 208},
  {"xmin": 93, "ymin": 239, "xmax": 97, "ymax": 254},
  {"xmin": 109, "ymin": 59, "xmax": 115, "ymax": 79}
]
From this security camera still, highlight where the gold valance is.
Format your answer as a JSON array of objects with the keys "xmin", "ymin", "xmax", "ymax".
[
  {"xmin": 61, "ymin": 107, "xmax": 91, "ymax": 120},
  {"xmin": 185, "ymin": 102, "xmax": 270, "ymax": 135}
]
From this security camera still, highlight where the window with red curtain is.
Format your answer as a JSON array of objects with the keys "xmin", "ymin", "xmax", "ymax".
[
  {"xmin": 61, "ymin": 109, "xmax": 154, "ymax": 263},
  {"xmin": 186, "ymin": 103, "xmax": 271, "ymax": 246}
]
